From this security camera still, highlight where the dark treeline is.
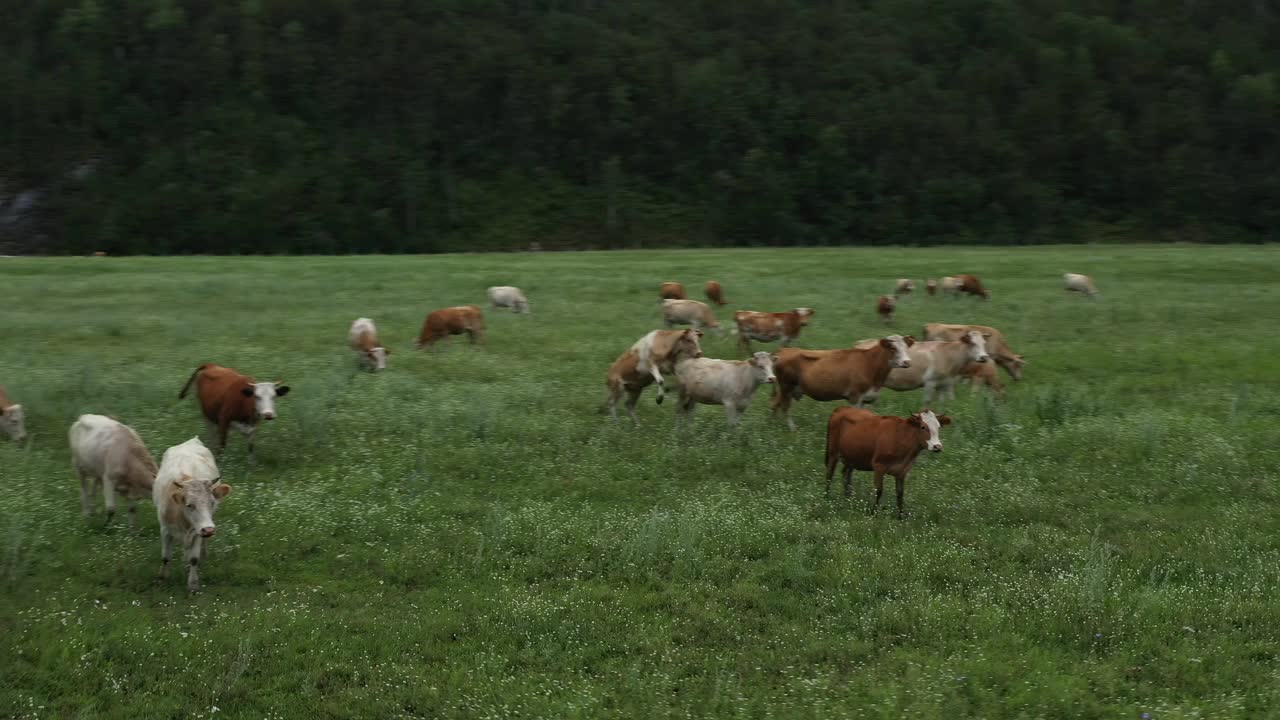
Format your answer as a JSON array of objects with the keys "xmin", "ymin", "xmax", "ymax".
[{"xmin": 3, "ymin": 0, "xmax": 1279, "ymax": 254}]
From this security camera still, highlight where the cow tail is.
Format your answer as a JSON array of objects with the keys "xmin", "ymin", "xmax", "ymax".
[
  {"xmin": 177, "ymin": 365, "xmax": 203, "ymax": 400},
  {"xmin": 823, "ymin": 414, "xmax": 841, "ymax": 480}
]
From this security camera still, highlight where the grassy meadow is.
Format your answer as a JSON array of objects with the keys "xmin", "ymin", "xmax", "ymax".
[{"xmin": 3, "ymin": 246, "xmax": 1280, "ymax": 719}]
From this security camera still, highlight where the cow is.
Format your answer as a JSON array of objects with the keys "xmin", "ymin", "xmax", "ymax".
[
  {"xmin": 733, "ymin": 308, "xmax": 815, "ymax": 354},
  {"xmin": 876, "ymin": 295, "xmax": 895, "ymax": 324},
  {"xmin": 153, "ymin": 437, "xmax": 231, "ymax": 593},
  {"xmin": 178, "ymin": 364, "xmax": 290, "ymax": 460},
  {"xmin": 662, "ymin": 299, "xmax": 721, "ymax": 333},
  {"xmin": 939, "ymin": 276, "xmax": 961, "ymax": 296},
  {"xmin": 674, "ymin": 351, "xmax": 776, "ymax": 426},
  {"xmin": 1063, "ymin": 273, "xmax": 1099, "ymax": 298},
  {"xmin": 704, "ymin": 280, "xmax": 727, "ymax": 306},
  {"xmin": 415, "ymin": 305, "xmax": 485, "ymax": 349},
  {"xmin": 894, "ymin": 279, "xmax": 915, "ymax": 296},
  {"xmin": 923, "ymin": 323, "xmax": 1026, "ymax": 382},
  {"xmin": 604, "ymin": 329, "xmax": 704, "ymax": 422},
  {"xmin": 770, "ymin": 335, "xmax": 914, "ymax": 431},
  {"xmin": 855, "ymin": 329, "xmax": 990, "ymax": 406},
  {"xmin": 926, "ymin": 279, "xmax": 938, "ymax": 296},
  {"xmin": 954, "ymin": 274, "xmax": 990, "ymax": 299},
  {"xmin": 69, "ymin": 414, "xmax": 157, "ymax": 530},
  {"xmin": 487, "ymin": 286, "xmax": 530, "ymax": 313},
  {"xmin": 348, "ymin": 317, "xmax": 388, "ymax": 371},
  {"xmin": 960, "ymin": 356, "xmax": 1011, "ymax": 396},
  {"xmin": 823, "ymin": 407, "xmax": 952, "ymax": 519},
  {"xmin": 659, "ymin": 282, "xmax": 687, "ymax": 300},
  {"xmin": 0, "ymin": 386, "xmax": 26, "ymax": 444}
]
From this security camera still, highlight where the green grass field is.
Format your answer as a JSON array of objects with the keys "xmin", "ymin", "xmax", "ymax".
[{"xmin": 3, "ymin": 246, "xmax": 1280, "ymax": 719}]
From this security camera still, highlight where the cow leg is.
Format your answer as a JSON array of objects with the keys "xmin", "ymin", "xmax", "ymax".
[
  {"xmin": 724, "ymin": 402, "xmax": 742, "ymax": 427},
  {"xmin": 770, "ymin": 386, "xmax": 797, "ymax": 431},
  {"xmin": 605, "ymin": 386, "xmax": 620, "ymax": 420},
  {"xmin": 843, "ymin": 464, "xmax": 855, "ymax": 498},
  {"xmin": 737, "ymin": 334, "xmax": 750, "ymax": 355},
  {"xmin": 870, "ymin": 469, "xmax": 886, "ymax": 514},
  {"xmin": 159, "ymin": 527, "xmax": 173, "ymax": 579},
  {"xmin": 895, "ymin": 473, "xmax": 908, "ymax": 520},
  {"xmin": 922, "ymin": 382, "xmax": 936, "ymax": 408},
  {"xmin": 127, "ymin": 499, "xmax": 139, "ymax": 532},
  {"xmin": 624, "ymin": 387, "xmax": 643, "ymax": 423},
  {"xmin": 78, "ymin": 471, "xmax": 94, "ymax": 518},
  {"xmin": 245, "ymin": 426, "xmax": 258, "ymax": 464},
  {"xmin": 186, "ymin": 534, "xmax": 203, "ymax": 593},
  {"xmin": 101, "ymin": 474, "xmax": 118, "ymax": 527}
]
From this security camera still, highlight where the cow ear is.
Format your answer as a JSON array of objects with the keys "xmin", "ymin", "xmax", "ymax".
[
  {"xmin": 879, "ymin": 338, "xmax": 893, "ymax": 348},
  {"xmin": 938, "ymin": 415, "xmax": 953, "ymax": 426},
  {"xmin": 383, "ymin": 348, "xmax": 391, "ymax": 355},
  {"xmin": 212, "ymin": 484, "xmax": 232, "ymax": 500},
  {"xmin": 240, "ymin": 387, "xmax": 254, "ymax": 397},
  {"xmin": 695, "ymin": 330, "xmax": 704, "ymax": 338},
  {"xmin": 904, "ymin": 335, "xmax": 916, "ymax": 346},
  {"xmin": 983, "ymin": 333, "xmax": 993, "ymax": 339},
  {"xmin": 275, "ymin": 385, "xmax": 290, "ymax": 396},
  {"xmin": 961, "ymin": 333, "xmax": 974, "ymax": 344},
  {"xmin": 907, "ymin": 415, "xmax": 924, "ymax": 428}
]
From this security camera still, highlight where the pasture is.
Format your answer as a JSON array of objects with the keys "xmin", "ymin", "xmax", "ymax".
[{"xmin": 2, "ymin": 246, "xmax": 1279, "ymax": 719}]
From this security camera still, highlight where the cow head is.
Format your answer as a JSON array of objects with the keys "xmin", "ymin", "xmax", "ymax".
[
  {"xmin": 999, "ymin": 353, "xmax": 1026, "ymax": 381},
  {"xmin": 514, "ymin": 298, "xmax": 530, "ymax": 314},
  {"xmin": 749, "ymin": 352, "xmax": 777, "ymax": 384},
  {"xmin": 239, "ymin": 382, "xmax": 290, "ymax": 420},
  {"xmin": 170, "ymin": 476, "xmax": 232, "ymax": 537},
  {"xmin": 364, "ymin": 347, "xmax": 388, "ymax": 371},
  {"xmin": 908, "ymin": 409, "xmax": 952, "ymax": 453},
  {"xmin": 960, "ymin": 330, "xmax": 991, "ymax": 364},
  {"xmin": 0, "ymin": 404, "xmax": 27, "ymax": 443},
  {"xmin": 673, "ymin": 329, "xmax": 704, "ymax": 360},
  {"xmin": 879, "ymin": 335, "xmax": 913, "ymax": 368},
  {"xmin": 795, "ymin": 308, "xmax": 815, "ymax": 326}
]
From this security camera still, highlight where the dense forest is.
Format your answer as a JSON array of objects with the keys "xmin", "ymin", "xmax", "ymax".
[{"xmin": 3, "ymin": 0, "xmax": 1279, "ymax": 254}]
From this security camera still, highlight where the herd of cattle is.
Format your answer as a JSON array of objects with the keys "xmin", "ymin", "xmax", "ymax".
[{"xmin": 0, "ymin": 272, "xmax": 1100, "ymax": 591}]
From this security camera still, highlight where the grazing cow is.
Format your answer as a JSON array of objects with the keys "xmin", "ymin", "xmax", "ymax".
[
  {"xmin": 960, "ymin": 357, "xmax": 1009, "ymax": 396},
  {"xmin": 855, "ymin": 329, "xmax": 990, "ymax": 406},
  {"xmin": 823, "ymin": 407, "xmax": 952, "ymax": 519},
  {"xmin": 153, "ymin": 437, "xmax": 231, "ymax": 593},
  {"xmin": 940, "ymin": 276, "xmax": 961, "ymax": 296},
  {"xmin": 674, "ymin": 352, "xmax": 776, "ymax": 426},
  {"xmin": 770, "ymin": 335, "xmax": 914, "ymax": 431},
  {"xmin": 923, "ymin": 323, "xmax": 1026, "ymax": 382},
  {"xmin": 178, "ymin": 364, "xmax": 290, "ymax": 459},
  {"xmin": 733, "ymin": 308, "xmax": 815, "ymax": 353},
  {"xmin": 415, "ymin": 305, "xmax": 485, "ymax": 349},
  {"xmin": 0, "ymin": 386, "xmax": 26, "ymax": 444},
  {"xmin": 894, "ymin": 279, "xmax": 915, "ymax": 296},
  {"xmin": 348, "ymin": 317, "xmax": 388, "ymax": 371},
  {"xmin": 1063, "ymin": 273, "xmax": 1099, "ymax": 298},
  {"xmin": 69, "ymin": 414, "xmax": 157, "ymax": 530},
  {"xmin": 704, "ymin": 280, "xmax": 727, "ymax": 306},
  {"xmin": 662, "ymin": 299, "xmax": 721, "ymax": 333},
  {"xmin": 877, "ymin": 295, "xmax": 896, "ymax": 324},
  {"xmin": 926, "ymin": 279, "xmax": 938, "ymax": 296},
  {"xmin": 659, "ymin": 282, "xmax": 687, "ymax": 300},
  {"xmin": 953, "ymin": 274, "xmax": 990, "ymax": 299},
  {"xmin": 605, "ymin": 329, "xmax": 704, "ymax": 421},
  {"xmin": 488, "ymin": 286, "xmax": 530, "ymax": 313}
]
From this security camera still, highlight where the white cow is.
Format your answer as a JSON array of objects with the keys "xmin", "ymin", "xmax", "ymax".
[
  {"xmin": 894, "ymin": 279, "xmax": 915, "ymax": 296},
  {"xmin": 0, "ymin": 386, "xmax": 26, "ymax": 443},
  {"xmin": 348, "ymin": 317, "xmax": 388, "ymax": 371},
  {"xmin": 662, "ymin": 299, "xmax": 721, "ymax": 333},
  {"xmin": 856, "ymin": 329, "xmax": 990, "ymax": 406},
  {"xmin": 69, "ymin": 414, "xmax": 158, "ymax": 530},
  {"xmin": 675, "ymin": 352, "xmax": 777, "ymax": 426},
  {"xmin": 1063, "ymin": 273, "xmax": 1099, "ymax": 298},
  {"xmin": 939, "ymin": 276, "xmax": 962, "ymax": 296},
  {"xmin": 487, "ymin": 286, "xmax": 530, "ymax": 313},
  {"xmin": 153, "ymin": 438, "xmax": 231, "ymax": 593}
]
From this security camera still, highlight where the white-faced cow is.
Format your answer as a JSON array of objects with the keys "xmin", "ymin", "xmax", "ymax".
[
  {"xmin": 824, "ymin": 407, "xmax": 952, "ymax": 519},
  {"xmin": 922, "ymin": 323, "xmax": 1026, "ymax": 383},
  {"xmin": 733, "ymin": 308, "xmax": 815, "ymax": 353},
  {"xmin": 1063, "ymin": 273, "xmax": 1099, "ymax": 298},
  {"xmin": 855, "ymin": 329, "xmax": 990, "ymax": 406},
  {"xmin": 894, "ymin": 279, "xmax": 915, "ymax": 296},
  {"xmin": 69, "ymin": 414, "xmax": 158, "ymax": 530},
  {"xmin": 604, "ymin": 329, "xmax": 704, "ymax": 422},
  {"xmin": 674, "ymin": 351, "xmax": 776, "ymax": 426},
  {"xmin": 178, "ymin": 364, "xmax": 290, "ymax": 460},
  {"xmin": 0, "ymin": 386, "xmax": 26, "ymax": 444},
  {"xmin": 770, "ymin": 335, "xmax": 914, "ymax": 431},
  {"xmin": 348, "ymin": 317, "xmax": 388, "ymax": 371},
  {"xmin": 153, "ymin": 437, "xmax": 231, "ymax": 593}
]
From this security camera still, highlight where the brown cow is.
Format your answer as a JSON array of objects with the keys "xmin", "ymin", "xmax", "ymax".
[
  {"xmin": 178, "ymin": 364, "xmax": 290, "ymax": 459},
  {"xmin": 605, "ymin": 329, "xmax": 704, "ymax": 422},
  {"xmin": 876, "ymin": 295, "xmax": 895, "ymax": 324},
  {"xmin": 926, "ymin": 279, "xmax": 938, "ymax": 296},
  {"xmin": 770, "ymin": 335, "xmax": 914, "ymax": 431},
  {"xmin": 922, "ymin": 323, "xmax": 1025, "ymax": 381},
  {"xmin": 415, "ymin": 305, "xmax": 485, "ymax": 349},
  {"xmin": 704, "ymin": 280, "xmax": 727, "ymax": 306},
  {"xmin": 659, "ymin": 282, "xmax": 687, "ymax": 300},
  {"xmin": 960, "ymin": 358, "xmax": 1009, "ymax": 396},
  {"xmin": 823, "ymin": 406, "xmax": 952, "ymax": 519},
  {"xmin": 733, "ymin": 308, "xmax": 815, "ymax": 353},
  {"xmin": 954, "ymin": 274, "xmax": 990, "ymax": 299}
]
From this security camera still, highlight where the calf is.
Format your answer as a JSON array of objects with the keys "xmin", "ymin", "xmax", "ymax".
[
  {"xmin": 674, "ymin": 352, "xmax": 776, "ymax": 426},
  {"xmin": 1063, "ymin": 273, "xmax": 1099, "ymax": 298},
  {"xmin": 894, "ymin": 279, "xmax": 915, "ymax": 296},
  {"xmin": 488, "ymin": 286, "xmax": 531, "ymax": 313},
  {"xmin": 416, "ymin": 305, "xmax": 485, "ymax": 349},
  {"xmin": 960, "ymin": 357, "xmax": 1009, "ymax": 396},
  {"xmin": 856, "ymin": 330, "xmax": 990, "ymax": 406},
  {"xmin": 954, "ymin": 274, "xmax": 990, "ymax": 299},
  {"xmin": 824, "ymin": 407, "xmax": 952, "ymax": 518},
  {"xmin": 662, "ymin": 299, "xmax": 721, "ymax": 333},
  {"xmin": 0, "ymin": 385, "xmax": 26, "ymax": 443},
  {"xmin": 659, "ymin": 282, "xmax": 687, "ymax": 300},
  {"xmin": 178, "ymin": 364, "xmax": 290, "ymax": 459},
  {"xmin": 605, "ymin": 329, "xmax": 704, "ymax": 421},
  {"xmin": 153, "ymin": 437, "xmax": 231, "ymax": 593},
  {"xmin": 876, "ymin": 295, "xmax": 895, "ymax": 324},
  {"xmin": 770, "ymin": 335, "xmax": 913, "ymax": 431},
  {"xmin": 69, "ymin": 414, "xmax": 157, "ymax": 530},
  {"xmin": 926, "ymin": 279, "xmax": 938, "ymax": 296},
  {"xmin": 704, "ymin": 280, "xmax": 727, "ymax": 306},
  {"xmin": 348, "ymin": 317, "xmax": 388, "ymax": 371},
  {"xmin": 923, "ymin": 323, "xmax": 1026, "ymax": 382},
  {"xmin": 733, "ymin": 308, "xmax": 815, "ymax": 353}
]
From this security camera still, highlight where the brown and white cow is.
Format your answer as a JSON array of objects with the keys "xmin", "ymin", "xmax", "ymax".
[
  {"xmin": 178, "ymin": 364, "xmax": 290, "ymax": 459},
  {"xmin": 877, "ymin": 295, "xmax": 895, "ymax": 324},
  {"xmin": 604, "ymin": 329, "xmax": 704, "ymax": 421},
  {"xmin": 0, "ymin": 385, "xmax": 27, "ymax": 444},
  {"xmin": 960, "ymin": 357, "xmax": 1010, "ymax": 396},
  {"xmin": 659, "ymin": 282, "xmax": 687, "ymax": 300},
  {"xmin": 855, "ymin": 329, "xmax": 990, "ymax": 406},
  {"xmin": 939, "ymin": 276, "xmax": 960, "ymax": 295},
  {"xmin": 704, "ymin": 280, "xmax": 727, "ymax": 306},
  {"xmin": 770, "ymin": 335, "xmax": 914, "ymax": 431},
  {"xmin": 153, "ymin": 437, "xmax": 231, "ymax": 593},
  {"xmin": 923, "ymin": 323, "xmax": 1026, "ymax": 382},
  {"xmin": 662, "ymin": 299, "xmax": 721, "ymax": 334},
  {"xmin": 348, "ymin": 317, "xmax": 388, "ymax": 371},
  {"xmin": 823, "ymin": 406, "xmax": 952, "ymax": 519},
  {"xmin": 953, "ymin": 274, "xmax": 990, "ymax": 299},
  {"xmin": 894, "ymin": 279, "xmax": 915, "ymax": 296},
  {"xmin": 926, "ymin": 279, "xmax": 938, "ymax": 296},
  {"xmin": 69, "ymin": 414, "xmax": 157, "ymax": 530},
  {"xmin": 415, "ymin": 305, "xmax": 485, "ymax": 349},
  {"xmin": 1063, "ymin": 273, "xmax": 1099, "ymax": 298},
  {"xmin": 733, "ymin": 308, "xmax": 815, "ymax": 353},
  {"xmin": 674, "ymin": 351, "xmax": 776, "ymax": 426}
]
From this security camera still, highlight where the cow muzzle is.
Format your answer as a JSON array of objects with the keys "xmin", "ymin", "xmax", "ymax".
[
  {"xmin": 930, "ymin": 444, "xmax": 942, "ymax": 453},
  {"xmin": 261, "ymin": 412, "xmax": 276, "ymax": 421},
  {"xmin": 199, "ymin": 526, "xmax": 216, "ymax": 537},
  {"xmin": 898, "ymin": 360, "xmax": 911, "ymax": 368},
  {"xmin": 977, "ymin": 355, "xmax": 990, "ymax": 363},
  {"xmin": 764, "ymin": 377, "xmax": 776, "ymax": 384}
]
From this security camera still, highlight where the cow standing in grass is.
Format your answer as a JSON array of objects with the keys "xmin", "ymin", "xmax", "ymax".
[
  {"xmin": 659, "ymin": 282, "xmax": 687, "ymax": 300},
  {"xmin": 922, "ymin": 323, "xmax": 1026, "ymax": 383},
  {"xmin": 416, "ymin": 305, "xmax": 485, "ymax": 349},
  {"xmin": 674, "ymin": 351, "xmax": 776, "ymax": 427},
  {"xmin": 1063, "ymin": 273, "xmax": 1099, "ymax": 298},
  {"xmin": 605, "ymin": 329, "xmax": 704, "ymax": 422},
  {"xmin": 154, "ymin": 437, "xmax": 231, "ymax": 593},
  {"xmin": 733, "ymin": 308, "xmax": 815, "ymax": 353},
  {"xmin": 877, "ymin": 295, "xmax": 895, "ymax": 324},
  {"xmin": 69, "ymin": 414, "xmax": 157, "ymax": 530},
  {"xmin": 348, "ymin": 317, "xmax": 388, "ymax": 371},
  {"xmin": 704, "ymin": 280, "xmax": 727, "ymax": 306},
  {"xmin": 178, "ymin": 364, "xmax": 290, "ymax": 460},
  {"xmin": 487, "ymin": 286, "xmax": 530, "ymax": 313},
  {"xmin": 856, "ymin": 329, "xmax": 990, "ymax": 406},
  {"xmin": 770, "ymin": 335, "xmax": 913, "ymax": 431},
  {"xmin": 0, "ymin": 386, "xmax": 26, "ymax": 443},
  {"xmin": 662, "ymin": 299, "xmax": 721, "ymax": 334},
  {"xmin": 824, "ymin": 407, "xmax": 952, "ymax": 519}
]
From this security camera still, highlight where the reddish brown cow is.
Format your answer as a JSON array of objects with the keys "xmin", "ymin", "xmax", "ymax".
[
  {"xmin": 876, "ymin": 295, "xmax": 895, "ymax": 324},
  {"xmin": 415, "ymin": 305, "xmax": 485, "ymax": 349},
  {"xmin": 926, "ymin": 279, "xmax": 938, "ymax": 295},
  {"xmin": 659, "ymin": 282, "xmax": 687, "ymax": 300},
  {"xmin": 733, "ymin": 308, "xmax": 815, "ymax": 353},
  {"xmin": 954, "ymin": 274, "xmax": 990, "ymax": 299},
  {"xmin": 704, "ymin": 280, "xmax": 727, "ymax": 306},
  {"xmin": 178, "ymin": 364, "xmax": 290, "ymax": 459},
  {"xmin": 770, "ymin": 335, "xmax": 913, "ymax": 431},
  {"xmin": 823, "ymin": 406, "xmax": 952, "ymax": 518}
]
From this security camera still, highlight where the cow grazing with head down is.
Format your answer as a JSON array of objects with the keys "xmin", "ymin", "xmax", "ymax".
[
  {"xmin": 824, "ymin": 406, "xmax": 952, "ymax": 519},
  {"xmin": 69, "ymin": 414, "xmax": 157, "ymax": 530},
  {"xmin": 855, "ymin": 329, "xmax": 990, "ymax": 406},
  {"xmin": 876, "ymin": 295, "xmax": 895, "ymax": 324},
  {"xmin": 0, "ymin": 386, "xmax": 26, "ymax": 444},
  {"xmin": 922, "ymin": 323, "xmax": 1025, "ymax": 382},
  {"xmin": 662, "ymin": 299, "xmax": 721, "ymax": 334},
  {"xmin": 488, "ymin": 286, "xmax": 530, "ymax": 313},
  {"xmin": 1063, "ymin": 273, "xmax": 1099, "ymax": 298},
  {"xmin": 954, "ymin": 274, "xmax": 990, "ymax": 299},
  {"xmin": 178, "ymin": 364, "xmax": 290, "ymax": 460},
  {"xmin": 733, "ymin": 308, "xmax": 815, "ymax": 354},
  {"xmin": 659, "ymin": 282, "xmax": 687, "ymax": 300},
  {"xmin": 704, "ymin": 281, "xmax": 727, "ymax": 306},
  {"xmin": 894, "ymin": 279, "xmax": 915, "ymax": 296},
  {"xmin": 960, "ymin": 356, "xmax": 1012, "ymax": 396},
  {"xmin": 605, "ymin": 329, "xmax": 704, "ymax": 422},
  {"xmin": 416, "ymin": 305, "xmax": 485, "ymax": 349},
  {"xmin": 926, "ymin": 279, "xmax": 938, "ymax": 296},
  {"xmin": 674, "ymin": 351, "xmax": 776, "ymax": 426},
  {"xmin": 348, "ymin": 317, "xmax": 388, "ymax": 371},
  {"xmin": 153, "ymin": 437, "xmax": 231, "ymax": 593},
  {"xmin": 770, "ymin": 335, "xmax": 914, "ymax": 431}
]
